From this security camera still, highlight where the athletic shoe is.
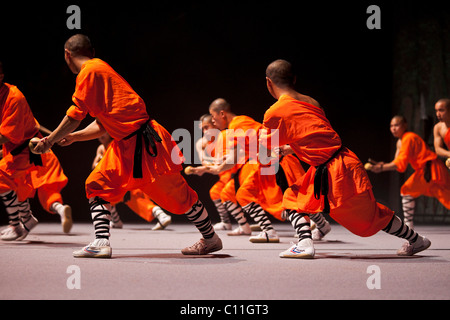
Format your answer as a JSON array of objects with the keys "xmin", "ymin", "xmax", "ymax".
[
  {"xmin": 227, "ymin": 224, "xmax": 251, "ymax": 236},
  {"xmin": 312, "ymin": 221, "xmax": 331, "ymax": 241},
  {"xmin": 213, "ymin": 222, "xmax": 232, "ymax": 231},
  {"xmin": 181, "ymin": 234, "xmax": 223, "ymax": 255},
  {"xmin": 73, "ymin": 239, "xmax": 112, "ymax": 258},
  {"xmin": 279, "ymin": 239, "xmax": 315, "ymax": 259},
  {"xmin": 1, "ymin": 225, "xmax": 25, "ymax": 241},
  {"xmin": 397, "ymin": 236, "xmax": 431, "ymax": 256},
  {"xmin": 152, "ymin": 212, "xmax": 172, "ymax": 230},
  {"xmin": 249, "ymin": 230, "xmax": 280, "ymax": 243},
  {"xmin": 61, "ymin": 205, "xmax": 73, "ymax": 234}
]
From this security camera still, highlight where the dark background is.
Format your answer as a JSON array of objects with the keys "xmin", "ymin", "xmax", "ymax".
[{"xmin": 1, "ymin": 1, "xmax": 449, "ymax": 225}]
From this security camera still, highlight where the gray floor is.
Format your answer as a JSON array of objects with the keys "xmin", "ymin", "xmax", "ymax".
[{"xmin": 1, "ymin": 221, "xmax": 449, "ymax": 300}]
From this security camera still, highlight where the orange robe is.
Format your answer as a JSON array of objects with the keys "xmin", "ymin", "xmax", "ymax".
[
  {"xmin": 394, "ymin": 131, "xmax": 450, "ymax": 208},
  {"xmin": 0, "ymin": 83, "xmax": 40, "ymax": 201},
  {"xmin": 445, "ymin": 128, "xmax": 450, "ymax": 149},
  {"xmin": 66, "ymin": 59, "xmax": 196, "ymax": 214},
  {"xmin": 218, "ymin": 115, "xmax": 262, "ymax": 204},
  {"xmin": 0, "ymin": 83, "xmax": 67, "ymax": 207},
  {"xmin": 30, "ymin": 152, "xmax": 68, "ymax": 213},
  {"xmin": 262, "ymin": 94, "xmax": 394, "ymax": 237},
  {"xmin": 122, "ymin": 189, "xmax": 159, "ymax": 222}
]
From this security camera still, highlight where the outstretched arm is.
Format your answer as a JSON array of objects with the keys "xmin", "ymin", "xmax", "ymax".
[
  {"xmin": 34, "ymin": 115, "xmax": 81, "ymax": 153},
  {"xmin": 58, "ymin": 119, "xmax": 106, "ymax": 146}
]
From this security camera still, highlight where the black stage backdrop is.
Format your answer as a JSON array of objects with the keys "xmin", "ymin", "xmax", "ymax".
[{"xmin": 0, "ymin": 1, "xmax": 448, "ymax": 224}]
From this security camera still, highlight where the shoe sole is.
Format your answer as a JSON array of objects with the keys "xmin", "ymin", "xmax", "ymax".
[
  {"xmin": 280, "ymin": 253, "xmax": 315, "ymax": 259},
  {"xmin": 62, "ymin": 206, "xmax": 73, "ymax": 234},
  {"xmin": 227, "ymin": 232, "xmax": 251, "ymax": 236},
  {"xmin": 249, "ymin": 238, "xmax": 280, "ymax": 243},
  {"xmin": 73, "ymin": 248, "xmax": 112, "ymax": 259}
]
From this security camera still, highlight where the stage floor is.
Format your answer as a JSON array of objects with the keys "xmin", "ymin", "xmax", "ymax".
[{"xmin": 1, "ymin": 222, "xmax": 449, "ymax": 300}]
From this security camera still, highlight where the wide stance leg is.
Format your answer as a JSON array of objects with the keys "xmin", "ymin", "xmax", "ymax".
[
  {"xmin": 73, "ymin": 197, "xmax": 112, "ymax": 258},
  {"xmin": 181, "ymin": 200, "xmax": 223, "ymax": 255},
  {"xmin": 279, "ymin": 210, "xmax": 315, "ymax": 259},
  {"xmin": 382, "ymin": 215, "xmax": 431, "ymax": 256}
]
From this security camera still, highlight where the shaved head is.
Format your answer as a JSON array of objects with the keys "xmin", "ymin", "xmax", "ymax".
[
  {"xmin": 436, "ymin": 98, "xmax": 450, "ymax": 110},
  {"xmin": 209, "ymin": 98, "xmax": 231, "ymax": 113},
  {"xmin": 65, "ymin": 34, "xmax": 94, "ymax": 58},
  {"xmin": 266, "ymin": 59, "xmax": 296, "ymax": 89}
]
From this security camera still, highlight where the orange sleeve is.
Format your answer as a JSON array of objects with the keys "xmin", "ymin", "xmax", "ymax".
[
  {"xmin": 394, "ymin": 134, "xmax": 413, "ymax": 173},
  {"xmin": 0, "ymin": 85, "xmax": 38, "ymax": 145},
  {"xmin": 66, "ymin": 104, "xmax": 88, "ymax": 121}
]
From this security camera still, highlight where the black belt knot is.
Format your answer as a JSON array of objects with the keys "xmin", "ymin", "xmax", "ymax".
[
  {"xmin": 124, "ymin": 120, "xmax": 162, "ymax": 178},
  {"xmin": 313, "ymin": 145, "xmax": 344, "ymax": 213}
]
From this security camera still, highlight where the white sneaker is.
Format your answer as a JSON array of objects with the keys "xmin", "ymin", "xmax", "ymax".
[
  {"xmin": 227, "ymin": 224, "xmax": 251, "ymax": 236},
  {"xmin": 73, "ymin": 239, "xmax": 112, "ymax": 258},
  {"xmin": 213, "ymin": 222, "xmax": 232, "ymax": 231},
  {"xmin": 279, "ymin": 239, "xmax": 315, "ymax": 259},
  {"xmin": 312, "ymin": 221, "xmax": 331, "ymax": 241},
  {"xmin": 152, "ymin": 211, "xmax": 172, "ymax": 230},
  {"xmin": 1, "ymin": 225, "xmax": 26, "ymax": 241},
  {"xmin": 397, "ymin": 236, "xmax": 431, "ymax": 256},
  {"xmin": 249, "ymin": 230, "xmax": 280, "ymax": 243}
]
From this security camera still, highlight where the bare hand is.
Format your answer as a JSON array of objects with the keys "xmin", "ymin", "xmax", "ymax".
[
  {"xmin": 34, "ymin": 137, "xmax": 53, "ymax": 154},
  {"xmin": 57, "ymin": 134, "xmax": 75, "ymax": 147}
]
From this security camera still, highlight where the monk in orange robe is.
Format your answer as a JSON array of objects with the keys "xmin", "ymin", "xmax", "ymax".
[
  {"xmin": 0, "ymin": 62, "xmax": 70, "ymax": 239},
  {"xmin": 433, "ymin": 98, "xmax": 450, "ymax": 168},
  {"xmin": 34, "ymin": 34, "xmax": 221, "ymax": 258},
  {"xmin": 191, "ymin": 98, "xmax": 282, "ymax": 241},
  {"xmin": 261, "ymin": 59, "xmax": 430, "ymax": 258},
  {"xmin": 370, "ymin": 115, "xmax": 450, "ymax": 228}
]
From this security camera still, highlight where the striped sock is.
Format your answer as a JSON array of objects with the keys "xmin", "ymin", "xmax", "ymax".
[
  {"xmin": 89, "ymin": 197, "xmax": 112, "ymax": 239},
  {"xmin": 286, "ymin": 210, "xmax": 311, "ymax": 241},
  {"xmin": 110, "ymin": 205, "xmax": 121, "ymax": 224},
  {"xmin": 401, "ymin": 195, "xmax": 415, "ymax": 227},
  {"xmin": 184, "ymin": 200, "xmax": 215, "ymax": 239},
  {"xmin": 242, "ymin": 202, "xmax": 273, "ymax": 232},
  {"xmin": 310, "ymin": 212, "xmax": 327, "ymax": 229},
  {"xmin": 213, "ymin": 199, "xmax": 231, "ymax": 224},
  {"xmin": 382, "ymin": 215, "xmax": 418, "ymax": 244},
  {"xmin": 0, "ymin": 191, "xmax": 24, "ymax": 227},
  {"xmin": 223, "ymin": 201, "xmax": 247, "ymax": 226}
]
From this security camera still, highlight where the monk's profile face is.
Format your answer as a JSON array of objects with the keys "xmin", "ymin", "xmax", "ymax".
[
  {"xmin": 390, "ymin": 117, "xmax": 407, "ymax": 138},
  {"xmin": 209, "ymin": 109, "xmax": 227, "ymax": 130},
  {"xmin": 435, "ymin": 101, "xmax": 449, "ymax": 123}
]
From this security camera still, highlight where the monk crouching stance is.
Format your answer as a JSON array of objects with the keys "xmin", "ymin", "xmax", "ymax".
[
  {"xmin": 34, "ymin": 34, "xmax": 222, "ymax": 258},
  {"xmin": 260, "ymin": 59, "xmax": 431, "ymax": 259}
]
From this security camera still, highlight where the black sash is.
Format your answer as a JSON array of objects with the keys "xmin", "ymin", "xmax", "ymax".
[
  {"xmin": 10, "ymin": 135, "xmax": 43, "ymax": 166},
  {"xmin": 313, "ymin": 145, "xmax": 344, "ymax": 214},
  {"xmin": 124, "ymin": 120, "xmax": 162, "ymax": 179}
]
